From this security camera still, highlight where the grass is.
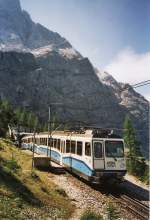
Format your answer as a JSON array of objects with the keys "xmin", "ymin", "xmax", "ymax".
[
  {"xmin": 80, "ymin": 210, "xmax": 103, "ymax": 220},
  {"xmin": 0, "ymin": 139, "xmax": 74, "ymax": 219},
  {"xmin": 106, "ymin": 202, "xmax": 120, "ymax": 220},
  {"xmin": 126, "ymin": 158, "xmax": 149, "ymax": 185}
]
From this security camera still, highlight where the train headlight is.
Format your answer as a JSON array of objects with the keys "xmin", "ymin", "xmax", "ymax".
[
  {"xmin": 107, "ymin": 161, "xmax": 116, "ymax": 168},
  {"xmin": 120, "ymin": 162, "xmax": 125, "ymax": 168}
]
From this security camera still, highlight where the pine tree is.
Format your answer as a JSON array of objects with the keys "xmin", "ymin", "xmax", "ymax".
[
  {"xmin": 124, "ymin": 115, "xmax": 142, "ymax": 156},
  {"xmin": 0, "ymin": 100, "xmax": 14, "ymax": 137},
  {"xmin": 123, "ymin": 115, "xmax": 146, "ymax": 177}
]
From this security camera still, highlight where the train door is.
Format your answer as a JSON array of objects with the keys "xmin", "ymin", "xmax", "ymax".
[
  {"xmin": 93, "ymin": 141, "xmax": 104, "ymax": 169},
  {"xmin": 60, "ymin": 140, "xmax": 65, "ymax": 165}
]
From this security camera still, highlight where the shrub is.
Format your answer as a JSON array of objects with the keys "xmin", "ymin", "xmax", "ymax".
[
  {"xmin": 31, "ymin": 170, "xmax": 41, "ymax": 182},
  {"xmin": 41, "ymin": 186, "xmax": 49, "ymax": 194},
  {"xmin": 127, "ymin": 157, "xmax": 149, "ymax": 184},
  {"xmin": 80, "ymin": 210, "xmax": 103, "ymax": 220},
  {"xmin": 55, "ymin": 188, "xmax": 68, "ymax": 197},
  {"xmin": 140, "ymin": 165, "xmax": 149, "ymax": 184},
  {"xmin": 0, "ymin": 145, "xmax": 4, "ymax": 151},
  {"xmin": 106, "ymin": 203, "xmax": 120, "ymax": 220},
  {"xmin": 5, "ymin": 159, "xmax": 20, "ymax": 172}
]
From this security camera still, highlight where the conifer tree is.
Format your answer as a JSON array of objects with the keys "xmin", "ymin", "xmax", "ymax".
[
  {"xmin": 123, "ymin": 115, "xmax": 146, "ymax": 176},
  {"xmin": 0, "ymin": 100, "xmax": 14, "ymax": 137}
]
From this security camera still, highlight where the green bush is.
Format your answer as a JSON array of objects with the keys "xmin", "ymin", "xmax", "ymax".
[
  {"xmin": 127, "ymin": 157, "xmax": 149, "ymax": 184},
  {"xmin": 4, "ymin": 159, "xmax": 20, "ymax": 172},
  {"xmin": 55, "ymin": 188, "xmax": 68, "ymax": 197},
  {"xmin": 80, "ymin": 210, "xmax": 103, "ymax": 220},
  {"xmin": 31, "ymin": 170, "xmax": 41, "ymax": 182},
  {"xmin": 140, "ymin": 165, "xmax": 149, "ymax": 184},
  {"xmin": 41, "ymin": 186, "xmax": 49, "ymax": 194},
  {"xmin": 106, "ymin": 203, "xmax": 120, "ymax": 220},
  {"xmin": 0, "ymin": 145, "xmax": 4, "ymax": 151}
]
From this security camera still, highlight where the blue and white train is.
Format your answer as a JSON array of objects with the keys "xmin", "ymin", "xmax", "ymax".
[{"xmin": 22, "ymin": 129, "xmax": 126, "ymax": 184}]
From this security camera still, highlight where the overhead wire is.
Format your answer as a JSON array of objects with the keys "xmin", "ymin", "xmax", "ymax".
[{"xmin": 132, "ymin": 80, "xmax": 150, "ymax": 87}]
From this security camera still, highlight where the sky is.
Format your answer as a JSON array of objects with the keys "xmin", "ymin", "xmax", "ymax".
[{"xmin": 20, "ymin": 0, "xmax": 150, "ymax": 101}]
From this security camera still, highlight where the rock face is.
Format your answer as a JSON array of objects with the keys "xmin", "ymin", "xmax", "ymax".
[
  {"xmin": 0, "ymin": 0, "xmax": 21, "ymax": 12},
  {"xmin": 0, "ymin": 0, "xmax": 71, "ymax": 51},
  {"xmin": 0, "ymin": 51, "xmax": 127, "ymax": 126},
  {"xmin": 0, "ymin": 0, "xmax": 149, "ymax": 156},
  {"xmin": 96, "ymin": 70, "xmax": 149, "ymax": 156}
]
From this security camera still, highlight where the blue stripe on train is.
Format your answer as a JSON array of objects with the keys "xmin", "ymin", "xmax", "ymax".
[
  {"xmin": 63, "ymin": 157, "xmax": 93, "ymax": 177},
  {"xmin": 37, "ymin": 146, "xmax": 61, "ymax": 162},
  {"xmin": 26, "ymin": 144, "xmax": 92, "ymax": 176}
]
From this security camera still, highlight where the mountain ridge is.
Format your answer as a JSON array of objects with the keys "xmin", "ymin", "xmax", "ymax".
[
  {"xmin": 0, "ymin": 0, "xmax": 72, "ymax": 52},
  {"xmin": 0, "ymin": 0, "xmax": 149, "ymax": 157}
]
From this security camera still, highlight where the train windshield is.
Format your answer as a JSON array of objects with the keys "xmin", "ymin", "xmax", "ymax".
[{"xmin": 105, "ymin": 141, "xmax": 124, "ymax": 158}]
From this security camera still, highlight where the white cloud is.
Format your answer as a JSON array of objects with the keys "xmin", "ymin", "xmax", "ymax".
[
  {"xmin": 105, "ymin": 48, "xmax": 150, "ymax": 84},
  {"xmin": 105, "ymin": 48, "xmax": 150, "ymax": 101}
]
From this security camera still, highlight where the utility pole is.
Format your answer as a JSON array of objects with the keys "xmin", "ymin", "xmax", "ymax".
[
  {"xmin": 47, "ymin": 103, "xmax": 63, "ymax": 166},
  {"xmin": 47, "ymin": 105, "xmax": 52, "ymax": 166},
  {"xmin": 32, "ymin": 128, "xmax": 36, "ymax": 169}
]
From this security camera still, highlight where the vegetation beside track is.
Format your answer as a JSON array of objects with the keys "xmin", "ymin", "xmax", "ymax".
[
  {"xmin": 123, "ymin": 116, "xmax": 149, "ymax": 185},
  {"xmin": 0, "ymin": 139, "xmax": 74, "ymax": 220}
]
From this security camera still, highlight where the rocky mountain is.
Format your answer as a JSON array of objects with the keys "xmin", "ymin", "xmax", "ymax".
[
  {"xmin": 96, "ymin": 71, "xmax": 148, "ymax": 120},
  {"xmin": 96, "ymin": 70, "xmax": 149, "ymax": 155},
  {"xmin": 0, "ymin": 0, "xmax": 149, "ymax": 156},
  {"xmin": 0, "ymin": 0, "xmax": 72, "ymax": 51},
  {"xmin": 0, "ymin": 51, "xmax": 128, "ymax": 126}
]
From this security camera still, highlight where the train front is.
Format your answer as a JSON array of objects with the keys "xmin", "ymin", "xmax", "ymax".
[{"xmin": 92, "ymin": 137, "xmax": 126, "ymax": 184}]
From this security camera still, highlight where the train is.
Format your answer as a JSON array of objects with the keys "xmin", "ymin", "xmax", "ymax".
[{"xmin": 22, "ymin": 128, "xmax": 126, "ymax": 184}]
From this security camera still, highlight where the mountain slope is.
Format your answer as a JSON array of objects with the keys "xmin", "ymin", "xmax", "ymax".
[
  {"xmin": 0, "ymin": 51, "xmax": 128, "ymax": 126},
  {"xmin": 0, "ymin": 139, "xmax": 73, "ymax": 219},
  {"xmin": 0, "ymin": 0, "xmax": 149, "ymax": 156},
  {"xmin": 0, "ymin": 0, "xmax": 71, "ymax": 51},
  {"xmin": 96, "ymin": 70, "xmax": 149, "ymax": 156}
]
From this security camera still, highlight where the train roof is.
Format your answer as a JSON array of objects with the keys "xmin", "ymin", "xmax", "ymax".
[{"xmin": 23, "ymin": 128, "xmax": 123, "ymax": 139}]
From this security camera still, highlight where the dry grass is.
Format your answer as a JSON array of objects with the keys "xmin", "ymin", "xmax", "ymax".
[{"xmin": 0, "ymin": 139, "xmax": 74, "ymax": 219}]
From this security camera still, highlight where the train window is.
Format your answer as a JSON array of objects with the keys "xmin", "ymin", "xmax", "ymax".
[
  {"xmin": 53, "ymin": 139, "xmax": 57, "ymax": 148},
  {"xmin": 61, "ymin": 141, "xmax": 65, "ymax": 153},
  {"xmin": 37, "ymin": 138, "xmax": 40, "ymax": 145},
  {"xmin": 48, "ymin": 138, "xmax": 50, "ymax": 146},
  {"xmin": 45, "ymin": 138, "xmax": 47, "ymax": 145},
  {"xmin": 50, "ymin": 138, "xmax": 53, "ymax": 147},
  {"xmin": 94, "ymin": 142, "xmax": 103, "ymax": 158},
  {"xmin": 105, "ymin": 141, "xmax": 124, "ymax": 157},
  {"xmin": 57, "ymin": 139, "xmax": 60, "ymax": 151},
  {"xmin": 48, "ymin": 138, "xmax": 52, "ymax": 146},
  {"xmin": 60, "ymin": 140, "xmax": 62, "ymax": 152},
  {"xmin": 66, "ymin": 140, "xmax": 70, "ymax": 153},
  {"xmin": 77, "ymin": 142, "xmax": 82, "ymax": 156},
  {"xmin": 85, "ymin": 142, "xmax": 91, "ymax": 156},
  {"xmin": 62, "ymin": 140, "xmax": 65, "ymax": 152},
  {"xmin": 71, "ymin": 141, "xmax": 76, "ymax": 154}
]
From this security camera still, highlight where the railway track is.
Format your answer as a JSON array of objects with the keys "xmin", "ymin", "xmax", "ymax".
[
  {"xmin": 24, "ymin": 151, "xmax": 149, "ymax": 220},
  {"xmin": 120, "ymin": 195, "xmax": 149, "ymax": 220},
  {"xmin": 109, "ymin": 191, "xmax": 149, "ymax": 220},
  {"xmin": 51, "ymin": 161, "xmax": 149, "ymax": 220}
]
